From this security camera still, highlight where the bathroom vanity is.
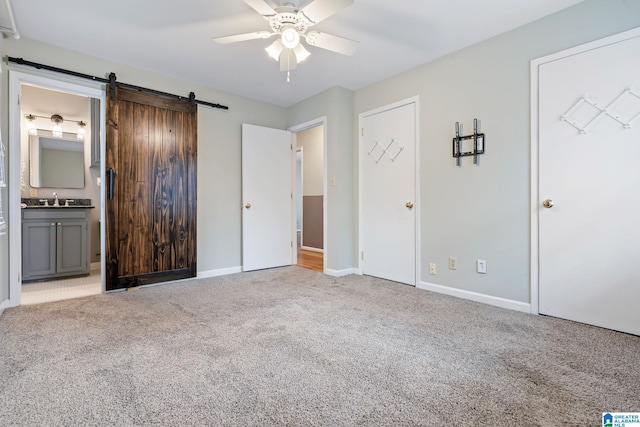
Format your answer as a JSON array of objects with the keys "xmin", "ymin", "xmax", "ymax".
[{"xmin": 22, "ymin": 202, "xmax": 93, "ymax": 282}]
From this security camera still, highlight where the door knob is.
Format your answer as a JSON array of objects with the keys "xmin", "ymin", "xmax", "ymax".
[
  {"xmin": 245, "ymin": 203, "xmax": 251, "ymax": 209},
  {"xmin": 543, "ymin": 199, "xmax": 554, "ymax": 208},
  {"xmin": 406, "ymin": 202, "xmax": 414, "ymax": 209}
]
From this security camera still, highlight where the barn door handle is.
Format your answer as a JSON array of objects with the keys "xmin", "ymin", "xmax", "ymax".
[{"xmin": 108, "ymin": 168, "xmax": 116, "ymax": 200}]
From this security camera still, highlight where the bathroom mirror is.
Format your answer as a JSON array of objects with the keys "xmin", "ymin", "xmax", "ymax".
[{"xmin": 30, "ymin": 131, "xmax": 85, "ymax": 189}]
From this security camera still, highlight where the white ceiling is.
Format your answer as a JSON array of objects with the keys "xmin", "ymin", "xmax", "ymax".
[{"xmin": 11, "ymin": 0, "xmax": 584, "ymax": 107}]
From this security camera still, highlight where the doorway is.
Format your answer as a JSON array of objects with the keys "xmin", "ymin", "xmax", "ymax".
[
  {"xmin": 19, "ymin": 85, "xmax": 101, "ymax": 304},
  {"xmin": 8, "ymin": 71, "xmax": 106, "ymax": 307},
  {"xmin": 240, "ymin": 120, "xmax": 326, "ymax": 273},
  {"xmin": 294, "ymin": 124, "xmax": 324, "ymax": 273},
  {"xmin": 289, "ymin": 119, "xmax": 326, "ymax": 274}
]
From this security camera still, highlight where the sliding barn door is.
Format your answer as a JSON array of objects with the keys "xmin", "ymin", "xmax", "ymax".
[{"xmin": 105, "ymin": 86, "xmax": 197, "ymax": 290}]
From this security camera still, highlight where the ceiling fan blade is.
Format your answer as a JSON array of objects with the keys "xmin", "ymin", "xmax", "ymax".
[
  {"xmin": 280, "ymin": 49, "xmax": 298, "ymax": 71},
  {"xmin": 305, "ymin": 31, "xmax": 358, "ymax": 56},
  {"xmin": 242, "ymin": 0, "xmax": 277, "ymax": 17},
  {"xmin": 299, "ymin": 0, "xmax": 354, "ymax": 24},
  {"xmin": 213, "ymin": 31, "xmax": 273, "ymax": 44}
]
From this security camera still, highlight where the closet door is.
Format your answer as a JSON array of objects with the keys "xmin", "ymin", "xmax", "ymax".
[
  {"xmin": 537, "ymin": 32, "xmax": 640, "ymax": 335},
  {"xmin": 105, "ymin": 86, "xmax": 197, "ymax": 290}
]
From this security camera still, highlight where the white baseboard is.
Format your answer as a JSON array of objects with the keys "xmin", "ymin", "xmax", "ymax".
[
  {"xmin": 418, "ymin": 281, "xmax": 531, "ymax": 313},
  {"xmin": 197, "ymin": 266, "xmax": 243, "ymax": 279},
  {"xmin": 90, "ymin": 262, "xmax": 101, "ymax": 271},
  {"xmin": 301, "ymin": 246, "xmax": 324, "ymax": 253},
  {"xmin": 326, "ymin": 268, "xmax": 360, "ymax": 277},
  {"xmin": 0, "ymin": 299, "xmax": 8, "ymax": 317}
]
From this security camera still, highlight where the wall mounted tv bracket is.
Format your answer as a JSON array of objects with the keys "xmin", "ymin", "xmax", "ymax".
[{"xmin": 452, "ymin": 119, "xmax": 485, "ymax": 167}]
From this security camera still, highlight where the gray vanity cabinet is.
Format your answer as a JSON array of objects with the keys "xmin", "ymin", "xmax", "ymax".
[{"xmin": 22, "ymin": 208, "xmax": 91, "ymax": 282}]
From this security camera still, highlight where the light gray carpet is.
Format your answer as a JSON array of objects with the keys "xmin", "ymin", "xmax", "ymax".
[{"xmin": 1, "ymin": 267, "xmax": 638, "ymax": 426}]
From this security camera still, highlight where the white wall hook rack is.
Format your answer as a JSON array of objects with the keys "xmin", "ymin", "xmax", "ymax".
[
  {"xmin": 561, "ymin": 88, "xmax": 640, "ymax": 134},
  {"xmin": 368, "ymin": 137, "xmax": 404, "ymax": 164}
]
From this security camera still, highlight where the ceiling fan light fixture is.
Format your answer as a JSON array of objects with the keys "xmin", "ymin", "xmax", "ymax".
[
  {"xmin": 280, "ymin": 26, "xmax": 300, "ymax": 49},
  {"xmin": 265, "ymin": 39, "xmax": 284, "ymax": 61},
  {"xmin": 293, "ymin": 44, "xmax": 310, "ymax": 63}
]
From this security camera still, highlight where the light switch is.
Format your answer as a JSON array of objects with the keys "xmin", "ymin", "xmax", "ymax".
[
  {"xmin": 330, "ymin": 177, "xmax": 336, "ymax": 187},
  {"xmin": 477, "ymin": 260, "xmax": 487, "ymax": 274}
]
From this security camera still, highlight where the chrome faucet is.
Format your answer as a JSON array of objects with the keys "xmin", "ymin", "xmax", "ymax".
[{"xmin": 53, "ymin": 192, "xmax": 59, "ymax": 207}]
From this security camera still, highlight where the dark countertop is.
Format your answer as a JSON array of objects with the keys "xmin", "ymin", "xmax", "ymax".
[
  {"xmin": 22, "ymin": 205, "xmax": 95, "ymax": 209},
  {"xmin": 21, "ymin": 197, "xmax": 93, "ymax": 209}
]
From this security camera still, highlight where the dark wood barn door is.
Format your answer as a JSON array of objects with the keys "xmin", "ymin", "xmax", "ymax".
[{"xmin": 105, "ymin": 86, "xmax": 197, "ymax": 291}]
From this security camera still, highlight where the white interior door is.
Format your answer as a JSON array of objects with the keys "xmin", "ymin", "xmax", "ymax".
[
  {"xmin": 537, "ymin": 32, "xmax": 640, "ymax": 335},
  {"xmin": 242, "ymin": 124, "xmax": 293, "ymax": 272},
  {"xmin": 360, "ymin": 101, "xmax": 417, "ymax": 285}
]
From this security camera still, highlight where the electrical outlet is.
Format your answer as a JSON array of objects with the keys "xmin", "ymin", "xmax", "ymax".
[
  {"xmin": 429, "ymin": 263, "xmax": 437, "ymax": 275},
  {"xmin": 449, "ymin": 257, "xmax": 457, "ymax": 270},
  {"xmin": 477, "ymin": 259, "xmax": 487, "ymax": 274}
]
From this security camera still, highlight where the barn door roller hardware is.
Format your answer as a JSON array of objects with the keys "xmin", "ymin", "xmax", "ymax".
[
  {"xmin": 7, "ymin": 57, "xmax": 229, "ymax": 112},
  {"xmin": 452, "ymin": 118, "xmax": 485, "ymax": 167}
]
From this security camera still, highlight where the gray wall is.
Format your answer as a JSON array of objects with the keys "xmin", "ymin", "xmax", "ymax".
[
  {"xmin": 354, "ymin": 0, "xmax": 640, "ymax": 302},
  {"xmin": 297, "ymin": 125, "xmax": 324, "ymax": 197}
]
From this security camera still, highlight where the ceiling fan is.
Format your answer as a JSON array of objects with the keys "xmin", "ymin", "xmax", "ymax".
[{"xmin": 214, "ymin": 0, "xmax": 358, "ymax": 81}]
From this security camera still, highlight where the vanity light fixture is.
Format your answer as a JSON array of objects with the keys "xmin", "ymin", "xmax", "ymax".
[
  {"xmin": 76, "ymin": 121, "xmax": 86, "ymax": 141},
  {"xmin": 50, "ymin": 114, "xmax": 64, "ymax": 138},
  {"xmin": 25, "ymin": 114, "xmax": 37, "ymax": 136},
  {"xmin": 24, "ymin": 113, "xmax": 88, "ymax": 140}
]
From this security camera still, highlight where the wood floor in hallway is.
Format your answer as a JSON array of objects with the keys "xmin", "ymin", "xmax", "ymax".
[{"xmin": 297, "ymin": 249, "xmax": 323, "ymax": 273}]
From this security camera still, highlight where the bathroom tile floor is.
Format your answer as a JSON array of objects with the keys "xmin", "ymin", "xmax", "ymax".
[{"xmin": 21, "ymin": 269, "xmax": 102, "ymax": 305}]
